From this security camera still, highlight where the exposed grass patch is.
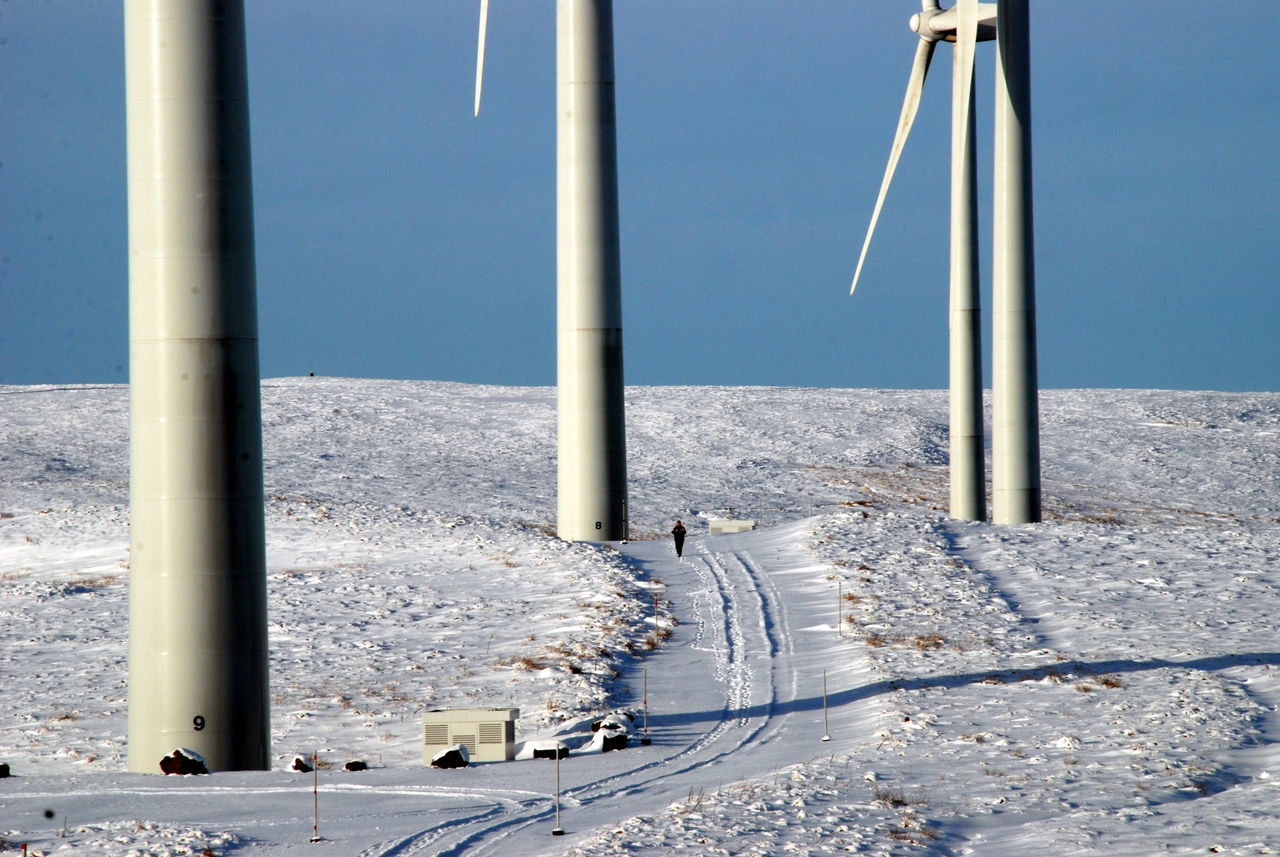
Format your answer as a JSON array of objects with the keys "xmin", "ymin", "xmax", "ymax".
[
  {"xmin": 912, "ymin": 634, "xmax": 945, "ymax": 651},
  {"xmin": 509, "ymin": 656, "xmax": 547, "ymax": 671},
  {"xmin": 67, "ymin": 573, "xmax": 121, "ymax": 590},
  {"xmin": 873, "ymin": 786, "xmax": 910, "ymax": 807}
]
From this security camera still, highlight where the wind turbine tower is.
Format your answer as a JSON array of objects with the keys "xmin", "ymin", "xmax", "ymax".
[
  {"xmin": 556, "ymin": 0, "xmax": 629, "ymax": 541},
  {"xmin": 850, "ymin": 0, "xmax": 1041, "ymax": 525},
  {"xmin": 850, "ymin": 0, "xmax": 994, "ymax": 522},
  {"xmin": 476, "ymin": 0, "xmax": 629, "ymax": 542},
  {"xmin": 124, "ymin": 0, "xmax": 270, "ymax": 771},
  {"xmin": 991, "ymin": 0, "xmax": 1041, "ymax": 524}
]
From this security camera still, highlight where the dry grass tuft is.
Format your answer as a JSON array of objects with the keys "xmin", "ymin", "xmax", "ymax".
[
  {"xmin": 888, "ymin": 820, "xmax": 938, "ymax": 844},
  {"xmin": 69, "ymin": 574, "xmax": 121, "ymax": 589},
  {"xmin": 873, "ymin": 786, "xmax": 910, "ymax": 807},
  {"xmin": 911, "ymin": 634, "xmax": 945, "ymax": 651},
  {"xmin": 517, "ymin": 521, "xmax": 559, "ymax": 539},
  {"xmin": 510, "ymin": 656, "xmax": 547, "ymax": 671}
]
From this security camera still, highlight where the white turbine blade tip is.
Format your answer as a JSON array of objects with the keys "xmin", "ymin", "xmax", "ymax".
[
  {"xmin": 474, "ymin": 0, "xmax": 490, "ymax": 116},
  {"xmin": 850, "ymin": 229, "xmax": 875, "ymax": 296},
  {"xmin": 850, "ymin": 40, "xmax": 934, "ymax": 297}
]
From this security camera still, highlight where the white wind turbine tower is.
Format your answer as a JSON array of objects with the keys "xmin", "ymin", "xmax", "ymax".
[
  {"xmin": 990, "ymin": 0, "xmax": 1041, "ymax": 525},
  {"xmin": 851, "ymin": 0, "xmax": 1041, "ymax": 525},
  {"xmin": 474, "ymin": 0, "xmax": 630, "ymax": 542},
  {"xmin": 124, "ymin": 0, "xmax": 270, "ymax": 771}
]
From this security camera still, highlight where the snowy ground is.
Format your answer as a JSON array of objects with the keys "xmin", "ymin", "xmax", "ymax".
[{"xmin": 2, "ymin": 379, "xmax": 1279, "ymax": 855}]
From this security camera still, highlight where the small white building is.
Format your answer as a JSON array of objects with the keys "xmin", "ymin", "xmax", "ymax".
[
  {"xmin": 422, "ymin": 708, "xmax": 519, "ymax": 763},
  {"xmin": 708, "ymin": 518, "xmax": 756, "ymax": 534}
]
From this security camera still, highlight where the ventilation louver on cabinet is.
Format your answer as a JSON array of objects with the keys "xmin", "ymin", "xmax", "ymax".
[{"xmin": 421, "ymin": 708, "xmax": 519, "ymax": 763}]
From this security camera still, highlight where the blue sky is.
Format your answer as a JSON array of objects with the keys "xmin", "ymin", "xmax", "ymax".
[{"xmin": 2, "ymin": 2, "xmax": 1276, "ymax": 391}]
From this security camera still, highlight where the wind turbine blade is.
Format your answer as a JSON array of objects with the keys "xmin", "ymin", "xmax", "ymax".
[
  {"xmin": 953, "ymin": 0, "xmax": 979, "ymax": 138},
  {"xmin": 474, "ymin": 0, "xmax": 490, "ymax": 117},
  {"xmin": 851, "ymin": 37, "xmax": 936, "ymax": 296},
  {"xmin": 951, "ymin": 0, "xmax": 979, "ymax": 209}
]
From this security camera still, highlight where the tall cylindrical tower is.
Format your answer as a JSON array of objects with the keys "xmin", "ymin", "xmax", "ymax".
[
  {"xmin": 949, "ymin": 53, "xmax": 986, "ymax": 522},
  {"xmin": 991, "ymin": 0, "xmax": 1041, "ymax": 524},
  {"xmin": 556, "ymin": 0, "xmax": 629, "ymax": 542},
  {"xmin": 125, "ymin": 0, "xmax": 270, "ymax": 771}
]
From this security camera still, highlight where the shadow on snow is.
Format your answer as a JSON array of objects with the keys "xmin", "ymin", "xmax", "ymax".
[{"xmin": 650, "ymin": 652, "xmax": 1280, "ymax": 727}]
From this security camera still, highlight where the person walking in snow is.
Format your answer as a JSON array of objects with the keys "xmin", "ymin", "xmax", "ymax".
[{"xmin": 671, "ymin": 520, "xmax": 687, "ymax": 558}]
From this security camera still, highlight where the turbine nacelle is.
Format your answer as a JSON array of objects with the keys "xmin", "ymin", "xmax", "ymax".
[{"xmin": 910, "ymin": 3, "xmax": 997, "ymax": 44}]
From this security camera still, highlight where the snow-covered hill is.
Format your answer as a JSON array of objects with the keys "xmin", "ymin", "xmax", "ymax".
[{"xmin": 2, "ymin": 380, "xmax": 1278, "ymax": 855}]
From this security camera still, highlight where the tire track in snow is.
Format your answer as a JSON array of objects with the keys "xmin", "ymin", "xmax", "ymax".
[
  {"xmin": 374, "ymin": 540, "xmax": 795, "ymax": 857},
  {"xmin": 352, "ymin": 807, "xmax": 504, "ymax": 857},
  {"xmin": 696, "ymin": 548, "xmax": 757, "ymax": 727}
]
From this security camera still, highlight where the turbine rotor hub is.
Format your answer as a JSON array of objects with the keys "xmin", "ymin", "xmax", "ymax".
[{"xmin": 909, "ymin": 10, "xmax": 944, "ymax": 43}]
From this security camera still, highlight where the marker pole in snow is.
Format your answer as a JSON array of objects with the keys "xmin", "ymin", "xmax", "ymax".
[
  {"xmin": 837, "ymin": 581, "xmax": 842, "ymax": 638},
  {"xmin": 552, "ymin": 753, "xmax": 565, "ymax": 835},
  {"xmin": 821, "ymin": 671, "xmax": 832, "ymax": 742},
  {"xmin": 641, "ymin": 667, "xmax": 651, "ymax": 745},
  {"xmin": 310, "ymin": 753, "xmax": 320, "ymax": 842}
]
